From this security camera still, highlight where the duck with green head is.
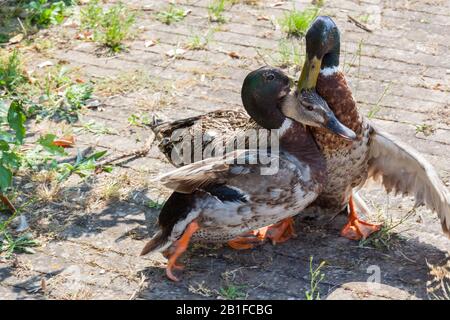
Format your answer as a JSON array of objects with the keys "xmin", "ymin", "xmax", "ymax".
[
  {"xmin": 141, "ymin": 67, "xmax": 356, "ymax": 281},
  {"xmin": 298, "ymin": 16, "xmax": 450, "ymax": 240}
]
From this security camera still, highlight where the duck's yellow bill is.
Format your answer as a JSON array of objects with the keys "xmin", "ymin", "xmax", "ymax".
[{"xmin": 298, "ymin": 56, "xmax": 322, "ymax": 91}]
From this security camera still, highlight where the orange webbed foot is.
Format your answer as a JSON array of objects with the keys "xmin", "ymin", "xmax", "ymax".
[
  {"xmin": 340, "ymin": 195, "xmax": 382, "ymax": 240},
  {"xmin": 266, "ymin": 217, "xmax": 297, "ymax": 245},
  {"xmin": 227, "ymin": 226, "xmax": 271, "ymax": 250},
  {"xmin": 165, "ymin": 220, "xmax": 199, "ymax": 281},
  {"xmin": 228, "ymin": 218, "xmax": 297, "ymax": 249},
  {"xmin": 227, "ymin": 235, "xmax": 263, "ymax": 250}
]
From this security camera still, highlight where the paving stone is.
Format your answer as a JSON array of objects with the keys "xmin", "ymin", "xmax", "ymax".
[{"xmin": 326, "ymin": 282, "xmax": 419, "ymax": 300}]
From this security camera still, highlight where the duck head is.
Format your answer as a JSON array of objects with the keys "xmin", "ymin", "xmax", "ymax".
[
  {"xmin": 241, "ymin": 66, "xmax": 355, "ymax": 140},
  {"xmin": 282, "ymin": 90, "xmax": 356, "ymax": 141},
  {"xmin": 242, "ymin": 66, "xmax": 291, "ymax": 130},
  {"xmin": 298, "ymin": 16, "xmax": 340, "ymax": 90}
]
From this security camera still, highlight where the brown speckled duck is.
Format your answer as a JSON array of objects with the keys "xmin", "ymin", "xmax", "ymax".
[
  {"xmin": 141, "ymin": 67, "xmax": 356, "ymax": 281},
  {"xmin": 298, "ymin": 16, "xmax": 450, "ymax": 240}
]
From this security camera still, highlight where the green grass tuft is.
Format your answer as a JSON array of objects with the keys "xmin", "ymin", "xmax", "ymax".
[
  {"xmin": 278, "ymin": 6, "xmax": 319, "ymax": 37},
  {"xmin": 156, "ymin": 4, "xmax": 186, "ymax": 25},
  {"xmin": 208, "ymin": 0, "xmax": 227, "ymax": 23},
  {"xmin": 80, "ymin": 0, "xmax": 103, "ymax": 30},
  {"xmin": 359, "ymin": 208, "xmax": 414, "ymax": 251},
  {"xmin": 218, "ymin": 284, "xmax": 247, "ymax": 299},
  {"xmin": 1, "ymin": 232, "xmax": 39, "ymax": 258},
  {"xmin": 0, "ymin": 50, "xmax": 26, "ymax": 92},
  {"xmin": 80, "ymin": 1, "xmax": 136, "ymax": 53},
  {"xmin": 100, "ymin": 3, "xmax": 135, "ymax": 52},
  {"xmin": 26, "ymin": 0, "xmax": 69, "ymax": 28},
  {"xmin": 185, "ymin": 30, "xmax": 214, "ymax": 50},
  {"xmin": 305, "ymin": 256, "xmax": 326, "ymax": 300}
]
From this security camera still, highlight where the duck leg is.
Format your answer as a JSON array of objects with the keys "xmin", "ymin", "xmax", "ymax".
[
  {"xmin": 227, "ymin": 228, "xmax": 268, "ymax": 250},
  {"xmin": 164, "ymin": 220, "xmax": 199, "ymax": 281},
  {"xmin": 340, "ymin": 195, "xmax": 382, "ymax": 240},
  {"xmin": 228, "ymin": 218, "xmax": 297, "ymax": 249},
  {"xmin": 265, "ymin": 217, "xmax": 297, "ymax": 245}
]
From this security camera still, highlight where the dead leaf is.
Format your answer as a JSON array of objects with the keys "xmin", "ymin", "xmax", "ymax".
[
  {"xmin": 9, "ymin": 33, "xmax": 24, "ymax": 44},
  {"xmin": 228, "ymin": 51, "xmax": 240, "ymax": 59},
  {"xmin": 41, "ymin": 278, "xmax": 47, "ymax": 293},
  {"xmin": 271, "ymin": 2, "xmax": 285, "ymax": 7},
  {"xmin": 85, "ymin": 99, "xmax": 101, "ymax": 109},
  {"xmin": 144, "ymin": 40, "xmax": 156, "ymax": 47},
  {"xmin": 63, "ymin": 20, "xmax": 79, "ymax": 28},
  {"xmin": 52, "ymin": 136, "xmax": 75, "ymax": 148},
  {"xmin": 75, "ymin": 31, "xmax": 93, "ymax": 40},
  {"xmin": 166, "ymin": 48, "xmax": 186, "ymax": 58},
  {"xmin": 24, "ymin": 70, "xmax": 36, "ymax": 84},
  {"xmin": 37, "ymin": 61, "xmax": 54, "ymax": 69},
  {"xmin": 257, "ymin": 15, "xmax": 270, "ymax": 21}
]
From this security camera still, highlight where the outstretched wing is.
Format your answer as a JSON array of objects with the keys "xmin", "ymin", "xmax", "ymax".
[{"xmin": 367, "ymin": 124, "xmax": 450, "ymax": 236}]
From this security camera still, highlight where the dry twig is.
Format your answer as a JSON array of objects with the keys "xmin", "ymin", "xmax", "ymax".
[
  {"xmin": 96, "ymin": 136, "xmax": 155, "ymax": 169},
  {"xmin": 347, "ymin": 15, "xmax": 372, "ymax": 33},
  {"xmin": 0, "ymin": 194, "xmax": 16, "ymax": 215}
]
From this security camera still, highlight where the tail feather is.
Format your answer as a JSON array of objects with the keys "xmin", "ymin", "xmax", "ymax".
[{"xmin": 140, "ymin": 231, "xmax": 170, "ymax": 256}]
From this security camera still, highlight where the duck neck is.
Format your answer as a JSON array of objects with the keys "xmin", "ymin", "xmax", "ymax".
[
  {"xmin": 279, "ymin": 119, "xmax": 327, "ymax": 185},
  {"xmin": 320, "ymin": 43, "xmax": 340, "ymax": 74},
  {"xmin": 313, "ymin": 71, "xmax": 363, "ymax": 152}
]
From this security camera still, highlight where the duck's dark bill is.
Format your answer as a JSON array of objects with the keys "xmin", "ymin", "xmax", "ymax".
[{"xmin": 325, "ymin": 117, "xmax": 357, "ymax": 141}]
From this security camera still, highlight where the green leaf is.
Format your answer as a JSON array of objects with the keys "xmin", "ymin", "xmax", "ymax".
[
  {"xmin": 0, "ymin": 140, "xmax": 10, "ymax": 151},
  {"xmin": 102, "ymin": 165, "xmax": 113, "ymax": 173},
  {"xmin": 38, "ymin": 134, "xmax": 65, "ymax": 155},
  {"xmin": 0, "ymin": 131, "xmax": 16, "ymax": 144},
  {"xmin": 2, "ymin": 151, "xmax": 21, "ymax": 169},
  {"xmin": 65, "ymin": 83, "xmax": 93, "ymax": 109},
  {"xmin": 87, "ymin": 150, "xmax": 107, "ymax": 161},
  {"xmin": 0, "ymin": 164, "xmax": 12, "ymax": 191},
  {"xmin": 7, "ymin": 101, "xmax": 26, "ymax": 144}
]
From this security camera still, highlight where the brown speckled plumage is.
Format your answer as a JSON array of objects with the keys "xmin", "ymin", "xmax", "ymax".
[
  {"xmin": 281, "ymin": 123, "xmax": 327, "ymax": 187},
  {"xmin": 147, "ymin": 122, "xmax": 326, "ymax": 248},
  {"xmin": 306, "ymin": 72, "xmax": 371, "ymax": 214},
  {"xmin": 314, "ymin": 72, "xmax": 363, "ymax": 148},
  {"xmin": 153, "ymin": 109, "xmax": 255, "ymax": 166}
]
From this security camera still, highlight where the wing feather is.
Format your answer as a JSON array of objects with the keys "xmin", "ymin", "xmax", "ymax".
[
  {"xmin": 367, "ymin": 124, "xmax": 450, "ymax": 236},
  {"xmin": 154, "ymin": 150, "xmax": 276, "ymax": 193}
]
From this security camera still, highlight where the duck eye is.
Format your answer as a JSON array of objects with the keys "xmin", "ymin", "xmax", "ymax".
[
  {"xmin": 305, "ymin": 104, "xmax": 314, "ymax": 111},
  {"xmin": 266, "ymin": 74, "xmax": 275, "ymax": 81}
]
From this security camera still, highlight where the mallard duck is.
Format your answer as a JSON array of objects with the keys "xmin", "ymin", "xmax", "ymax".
[
  {"xmin": 298, "ymin": 16, "xmax": 450, "ymax": 239},
  {"xmin": 151, "ymin": 68, "xmax": 355, "ymax": 168},
  {"xmin": 142, "ymin": 67, "xmax": 356, "ymax": 281}
]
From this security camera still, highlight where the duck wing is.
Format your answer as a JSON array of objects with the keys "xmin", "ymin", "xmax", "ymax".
[
  {"xmin": 366, "ymin": 123, "xmax": 450, "ymax": 236},
  {"xmin": 151, "ymin": 110, "xmax": 252, "ymax": 166},
  {"xmin": 154, "ymin": 149, "xmax": 279, "ymax": 194}
]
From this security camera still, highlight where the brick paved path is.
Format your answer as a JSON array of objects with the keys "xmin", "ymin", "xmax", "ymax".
[{"xmin": 0, "ymin": 0, "xmax": 449, "ymax": 299}]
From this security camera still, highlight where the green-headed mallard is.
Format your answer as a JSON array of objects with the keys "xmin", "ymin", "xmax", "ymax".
[
  {"xmin": 141, "ymin": 67, "xmax": 356, "ymax": 281},
  {"xmin": 298, "ymin": 16, "xmax": 450, "ymax": 239},
  {"xmin": 151, "ymin": 66, "xmax": 355, "ymax": 168}
]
